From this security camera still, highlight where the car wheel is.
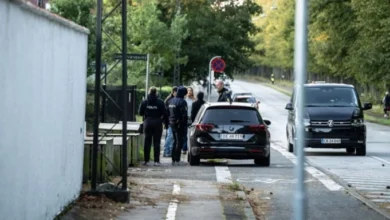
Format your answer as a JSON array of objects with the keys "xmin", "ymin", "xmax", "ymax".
[
  {"xmin": 346, "ymin": 147, "xmax": 355, "ymax": 154},
  {"xmin": 286, "ymin": 128, "xmax": 294, "ymax": 153},
  {"xmin": 254, "ymin": 153, "xmax": 270, "ymax": 167},
  {"xmin": 189, "ymin": 152, "xmax": 200, "ymax": 166},
  {"xmin": 356, "ymin": 144, "xmax": 366, "ymax": 156}
]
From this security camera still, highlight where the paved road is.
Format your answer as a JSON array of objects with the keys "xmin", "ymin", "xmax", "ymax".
[
  {"xmin": 230, "ymin": 80, "xmax": 390, "ymax": 218},
  {"xmin": 122, "ymin": 81, "xmax": 390, "ymax": 219}
]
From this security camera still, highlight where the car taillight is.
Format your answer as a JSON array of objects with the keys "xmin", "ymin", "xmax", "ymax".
[
  {"xmin": 196, "ymin": 123, "xmax": 214, "ymax": 132},
  {"xmin": 249, "ymin": 124, "xmax": 266, "ymax": 133}
]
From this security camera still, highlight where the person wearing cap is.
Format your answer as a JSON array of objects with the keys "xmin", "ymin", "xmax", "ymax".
[
  {"xmin": 163, "ymin": 86, "xmax": 178, "ymax": 157},
  {"xmin": 138, "ymin": 86, "xmax": 168, "ymax": 166}
]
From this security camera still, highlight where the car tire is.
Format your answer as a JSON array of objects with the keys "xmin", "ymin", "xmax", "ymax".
[
  {"xmin": 254, "ymin": 153, "xmax": 270, "ymax": 167},
  {"xmin": 356, "ymin": 144, "xmax": 366, "ymax": 156},
  {"xmin": 189, "ymin": 152, "xmax": 200, "ymax": 166},
  {"xmin": 346, "ymin": 147, "xmax": 355, "ymax": 154},
  {"xmin": 288, "ymin": 142, "xmax": 294, "ymax": 153}
]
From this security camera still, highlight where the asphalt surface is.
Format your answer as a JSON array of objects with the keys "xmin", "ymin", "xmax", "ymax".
[
  {"xmin": 123, "ymin": 81, "xmax": 390, "ymax": 219},
  {"xmin": 229, "ymin": 80, "xmax": 390, "ymax": 219}
]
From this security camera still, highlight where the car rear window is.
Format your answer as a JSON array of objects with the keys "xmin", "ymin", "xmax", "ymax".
[{"xmin": 201, "ymin": 107, "xmax": 262, "ymax": 124}]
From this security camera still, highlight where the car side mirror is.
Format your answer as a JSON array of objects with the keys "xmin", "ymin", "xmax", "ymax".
[
  {"xmin": 264, "ymin": 120, "xmax": 271, "ymax": 126},
  {"xmin": 285, "ymin": 103, "xmax": 294, "ymax": 110},
  {"xmin": 257, "ymin": 101, "xmax": 260, "ymax": 104},
  {"xmin": 363, "ymin": 102, "xmax": 372, "ymax": 110}
]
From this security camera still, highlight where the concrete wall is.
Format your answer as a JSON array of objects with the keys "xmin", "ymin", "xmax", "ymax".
[{"xmin": 0, "ymin": 0, "xmax": 89, "ymax": 219}]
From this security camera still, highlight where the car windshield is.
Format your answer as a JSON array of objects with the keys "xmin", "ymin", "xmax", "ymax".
[
  {"xmin": 202, "ymin": 108, "xmax": 261, "ymax": 124},
  {"xmin": 303, "ymin": 87, "xmax": 359, "ymax": 107},
  {"xmin": 234, "ymin": 97, "xmax": 255, "ymax": 103}
]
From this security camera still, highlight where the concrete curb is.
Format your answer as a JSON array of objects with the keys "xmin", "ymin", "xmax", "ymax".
[
  {"xmin": 236, "ymin": 190, "xmax": 257, "ymax": 219},
  {"xmin": 306, "ymin": 160, "xmax": 390, "ymax": 220}
]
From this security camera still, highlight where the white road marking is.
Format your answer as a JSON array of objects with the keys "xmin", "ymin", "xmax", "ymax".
[
  {"xmin": 371, "ymin": 156, "xmax": 390, "ymax": 165},
  {"xmin": 272, "ymin": 144, "xmax": 344, "ymax": 191},
  {"xmin": 166, "ymin": 184, "xmax": 181, "ymax": 220},
  {"xmin": 215, "ymin": 166, "xmax": 233, "ymax": 184}
]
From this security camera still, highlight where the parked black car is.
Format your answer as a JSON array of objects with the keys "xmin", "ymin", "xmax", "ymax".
[
  {"xmin": 188, "ymin": 102, "xmax": 271, "ymax": 166},
  {"xmin": 285, "ymin": 83, "xmax": 372, "ymax": 155}
]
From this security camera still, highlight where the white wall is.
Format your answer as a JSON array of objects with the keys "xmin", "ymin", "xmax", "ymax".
[{"xmin": 0, "ymin": 0, "xmax": 89, "ymax": 219}]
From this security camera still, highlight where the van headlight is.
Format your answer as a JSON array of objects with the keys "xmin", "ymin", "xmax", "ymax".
[
  {"xmin": 304, "ymin": 119, "xmax": 310, "ymax": 127},
  {"xmin": 351, "ymin": 118, "xmax": 364, "ymax": 126}
]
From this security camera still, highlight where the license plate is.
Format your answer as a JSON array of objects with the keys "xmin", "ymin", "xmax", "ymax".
[
  {"xmin": 321, "ymin": 138, "xmax": 341, "ymax": 144},
  {"xmin": 220, "ymin": 134, "xmax": 244, "ymax": 140}
]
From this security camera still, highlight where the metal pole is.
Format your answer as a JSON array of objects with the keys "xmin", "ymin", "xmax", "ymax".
[
  {"xmin": 101, "ymin": 64, "xmax": 107, "ymax": 122},
  {"xmin": 91, "ymin": 0, "xmax": 103, "ymax": 191},
  {"xmin": 121, "ymin": 0, "xmax": 128, "ymax": 191},
  {"xmin": 293, "ymin": 0, "xmax": 308, "ymax": 218},
  {"xmin": 145, "ymin": 54, "xmax": 150, "ymax": 97},
  {"xmin": 208, "ymin": 56, "xmax": 221, "ymax": 102}
]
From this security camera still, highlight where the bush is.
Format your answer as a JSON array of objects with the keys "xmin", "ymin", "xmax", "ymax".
[{"xmin": 135, "ymin": 86, "xmax": 173, "ymax": 110}]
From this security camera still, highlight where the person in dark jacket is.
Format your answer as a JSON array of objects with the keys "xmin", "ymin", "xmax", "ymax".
[
  {"xmin": 163, "ymin": 87, "xmax": 178, "ymax": 157},
  {"xmin": 139, "ymin": 87, "xmax": 168, "ymax": 166},
  {"xmin": 168, "ymin": 86, "xmax": 188, "ymax": 165},
  {"xmin": 164, "ymin": 86, "xmax": 178, "ymax": 109},
  {"xmin": 383, "ymin": 91, "xmax": 390, "ymax": 118},
  {"xmin": 191, "ymin": 91, "xmax": 206, "ymax": 122},
  {"xmin": 215, "ymin": 80, "xmax": 232, "ymax": 102}
]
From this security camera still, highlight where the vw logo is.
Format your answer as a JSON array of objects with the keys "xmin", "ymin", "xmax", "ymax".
[
  {"xmin": 328, "ymin": 120, "xmax": 334, "ymax": 127},
  {"xmin": 229, "ymin": 126, "xmax": 234, "ymax": 131}
]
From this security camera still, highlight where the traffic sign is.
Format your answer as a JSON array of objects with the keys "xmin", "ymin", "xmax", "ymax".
[
  {"xmin": 113, "ymin": 53, "xmax": 147, "ymax": 61},
  {"xmin": 211, "ymin": 58, "xmax": 226, "ymax": 72}
]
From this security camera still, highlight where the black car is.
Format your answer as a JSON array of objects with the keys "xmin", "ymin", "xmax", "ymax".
[
  {"xmin": 188, "ymin": 102, "xmax": 271, "ymax": 166},
  {"xmin": 233, "ymin": 95, "xmax": 260, "ymax": 110},
  {"xmin": 232, "ymin": 92, "xmax": 253, "ymax": 100},
  {"xmin": 285, "ymin": 83, "xmax": 372, "ymax": 155}
]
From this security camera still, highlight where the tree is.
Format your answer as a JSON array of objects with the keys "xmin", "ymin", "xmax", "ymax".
[
  {"xmin": 157, "ymin": 0, "xmax": 262, "ymax": 82},
  {"xmin": 101, "ymin": 0, "xmax": 188, "ymax": 87},
  {"xmin": 50, "ymin": 0, "xmax": 96, "ymax": 76},
  {"xmin": 348, "ymin": 0, "xmax": 390, "ymax": 86}
]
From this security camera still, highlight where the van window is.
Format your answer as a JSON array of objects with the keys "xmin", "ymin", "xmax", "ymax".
[{"xmin": 304, "ymin": 87, "xmax": 359, "ymax": 107}]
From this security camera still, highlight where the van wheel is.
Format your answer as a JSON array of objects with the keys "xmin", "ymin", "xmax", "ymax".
[
  {"xmin": 356, "ymin": 144, "xmax": 366, "ymax": 156},
  {"xmin": 288, "ymin": 142, "xmax": 294, "ymax": 153}
]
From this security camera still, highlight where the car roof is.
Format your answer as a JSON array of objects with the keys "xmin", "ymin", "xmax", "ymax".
[
  {"xmin": 204, "ymin": 102, "xmax": 256, "ymax": 108},
  {"xmin": 235, "ymin": 95, "xmax": 254, "ymax": 99},
  {"xmin": 303, "ymin": 83, "xmax": 354, "ymax": 88}
]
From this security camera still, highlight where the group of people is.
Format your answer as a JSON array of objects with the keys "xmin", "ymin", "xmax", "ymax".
[{"xmin": 138, "ymin": 80, "xmax": 231, "ymax": 166}]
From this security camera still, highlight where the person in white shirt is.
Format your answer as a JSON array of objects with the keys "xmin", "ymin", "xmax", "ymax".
[{"xmin": 183, "ymin": 87, "xmax": 197, "ymax": 154}]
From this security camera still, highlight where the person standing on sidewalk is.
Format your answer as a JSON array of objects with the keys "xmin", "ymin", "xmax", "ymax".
[
  {"xmin": 182, "ymin": 87, "xmax": 197, "ymax": 154},
  {"xmin": 191, "ymin": 91, "xmax": 206, "ymax": 122},
  {"xmin": 138, "ymin": 87, "xmax": 168, "ymax": 166},
  {"xmin": 163, "ymin": 86, "xmax": 177, "ymax": 157},
  {"xmin": 168, "ymin": 86, "xmax": 188, "ymax": 165},
  {"xmin": 215, "ymin": 80, "xmax": 232, "ymax": 102}
]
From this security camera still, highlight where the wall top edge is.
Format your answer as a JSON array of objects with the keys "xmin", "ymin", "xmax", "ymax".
[{"xmin": 4, "ymin": 0, "xmax": 90, "ymax": 35}]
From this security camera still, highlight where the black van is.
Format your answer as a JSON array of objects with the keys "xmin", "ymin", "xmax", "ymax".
[{"xmin": 285, "ymin": 83, "xmax": 372, "ymax": 156}]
